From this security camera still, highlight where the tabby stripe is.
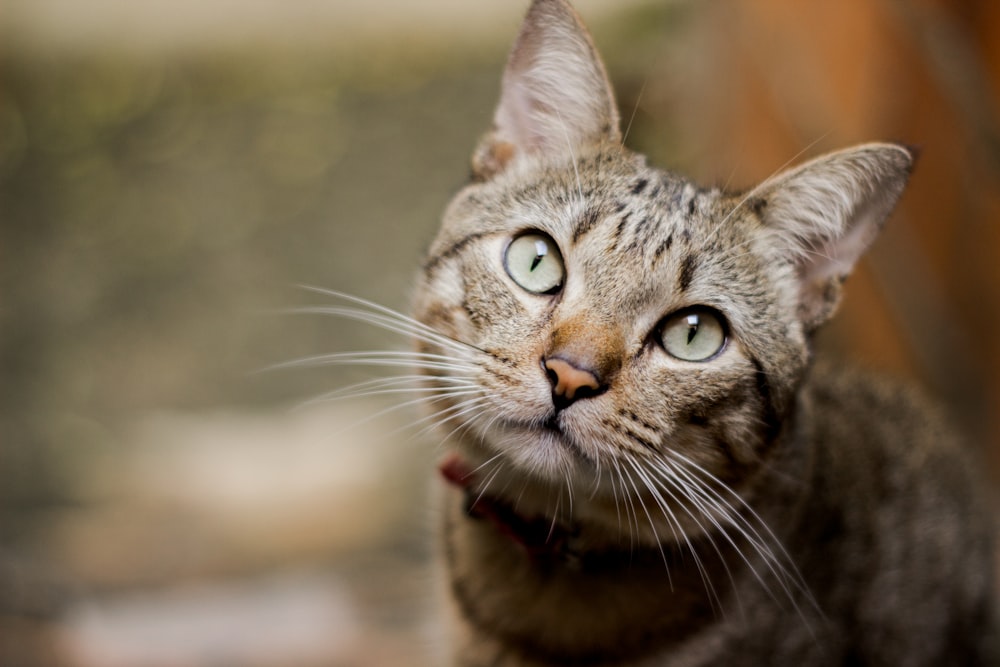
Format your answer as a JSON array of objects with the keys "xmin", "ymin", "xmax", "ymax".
[
  {"xmin": 612, "ymin": 211, "xmax": 632, "ymax": 246},
  {"xmin": 631, "ymin": 215, "xmax": 656, "ymax": 254},
  {"xmin": 626, "ymin": 429, "xmax": 660, "ymax": 452},
  {"xmin": 749, "ymin": 355, "xmax": 782, "ymax": 442},
  {"xmin": 678, "ymin": 254, "xmax": 698, "ymax": 292},
  {"xmin": 484, "ymin": 350, "xmax": 516, "ymax": 367},
  {"xmin": 713, "ymin": 436, "xmax": 749, "ymax": 481},
  {"xmin": 422, "ymin": 231, "xmax": 493, "ymax": 273},
  {"xmin": 619, "ymin": 408, "xmax": 659, "ymax": 433},
  {"xmin": 572, "ymin": 206, "xmax": 602, "ymax": 242},
  {"xmin": 486, "ymin": 368, "xmax": 516, "ymax": 385},
  {"xmin": 603, "ymin": 418, "xmax": 660, "ymax": 452},
  {"xmin": 670, "ymin": 187, "xmax": 684, "ymax": 209},
  {"xmin": 653, "ymin": 233, "xmax": 674, "ymax": 260}
]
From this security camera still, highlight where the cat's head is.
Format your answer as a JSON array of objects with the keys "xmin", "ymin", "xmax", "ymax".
[{"xmin": 414, "ymin": 0, "xmax": 912, "ymax": 540}]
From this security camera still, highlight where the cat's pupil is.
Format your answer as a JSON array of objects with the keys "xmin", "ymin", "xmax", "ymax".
[
  {"xmin": 529, "ymin": 241, "xmax": 546, "ymax": 271},
  {"xmin": 685, "ymin": 315, "xmax": 700, "ymax": 345}
]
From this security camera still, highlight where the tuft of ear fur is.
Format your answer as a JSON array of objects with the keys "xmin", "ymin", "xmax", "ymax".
[
  {"xmin": 472, "ymin": 0, "xmax": 621, "ymax": 180},
  {"xmin": 756, "ymin": 143, "xmax": 915, "ymax": 330}
]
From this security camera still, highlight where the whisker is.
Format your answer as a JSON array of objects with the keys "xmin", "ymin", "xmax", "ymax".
[
  {"xmin": 315, "ymin": 386, "xmax": 484, "ymax": 437},
  {"xmin": 620, "ymin": 78, "xmax": 647, "ymax": 148},
  {"xmin": 623, "ymin": 456, "xmax": 724, "ymax": 606},
  {"xmin": 641, "ymin": 458, "xmax": 742, "ymax": 617},
  {"xmin": 467, "ymin": 450, "xmax": 508, "ymax": 478},
  {"xmin": 268, "ymin": 353, "xmax": 478, "ymax": 376},
  {"xmin": 666, "ymin": 451, "xmax": 803, "ymax": 580},
  {"xmin": 287, "ymin": 304, "xmax": 475, "ymax": 356},
  {"xmin": 470, "ymin": 460, "xmax": 509, "ymax": 513},
  {"xmin": 657, "ymin": 453, "xmax": 819, "ymax": 627},
  {"xmin": 296, "ymin": 286, "xmax": 473, "ymax": 348},
  {"xmin": 553, "ymin": 107, "xmax": 585, "ymax": 205},
  {"xmin": 618, "ymin": 460, "xmax": 674, "ymax": 590},
  {"xmin": 703, "ymin": 132, "xmax": 833, "ymax": 247},
  {"xmin": 654, "ymin": 461, "xmax": 784, "ymax": 594},
  {"xmin": 414, "ymin": 396, "xmax": 493, "ymax": 442},
  {"xmin": 263, "ymin": 350, "xmax": 479, "ymax": 374},
  {"xmin": 306, "ymin": 385, "xmax": 481, "ymax": 410},
  {"xmin": 611, "ymin": 458, "xmax": 640, "ymax": 549},
  {"xmin": 562, "ymin": 458, "xmax": 575, "ymax": 518},
  {"xmin": 283, "ymin": 287, "xmax": 486, "ymax": 360}
]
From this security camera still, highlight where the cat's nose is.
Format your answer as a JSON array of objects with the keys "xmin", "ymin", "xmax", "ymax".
[{"xmin": 543, "ymin": 356, "xmax": 604, "ymax": 411}]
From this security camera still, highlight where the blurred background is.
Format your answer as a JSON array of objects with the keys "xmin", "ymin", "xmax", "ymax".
[{"xmin": 1, "ymin": 0, "xmax": 998, "ymax": 665}]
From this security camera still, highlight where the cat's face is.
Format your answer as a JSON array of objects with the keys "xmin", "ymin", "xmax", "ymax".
[
  {"xmin": 416, "ymin": 148, "xmax": 802, "ymax": 490},
  {"xmin": 411, "ymin": 0, "xmax": 911, "ymax": 545}
]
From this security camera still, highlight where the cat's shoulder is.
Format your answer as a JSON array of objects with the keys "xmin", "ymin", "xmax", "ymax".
[
  {"xmin": 798, "ymin": 360, "xmax": 985, "ymax": 497},
  {"xmin": 802, "ymin": 361, "xmax": 961, "ymax": 458},
  {"xmin": 805, "ymin": 361, "xmax": 941, "ymax": 418}
]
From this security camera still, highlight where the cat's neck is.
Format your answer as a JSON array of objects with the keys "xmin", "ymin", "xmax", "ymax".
[{"xmin": 438, "ymin": 385, "xmax": 821, "ymax": 663}]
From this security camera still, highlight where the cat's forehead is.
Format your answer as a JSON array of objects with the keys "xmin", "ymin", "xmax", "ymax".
[
  {"xmin": 519, "ymin": 152, "xmax": 736, "ymax": 231},
  {"xmin": 494, "ymin": 154, "xmax": 751, "ymax": 290}
]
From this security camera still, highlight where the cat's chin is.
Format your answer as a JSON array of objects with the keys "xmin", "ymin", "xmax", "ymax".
[
  {"xmin": 439, "ymin": 446, "xmax": 694, "ymax": 551},
  {"xmin": 477, "ymin": 417, "xmax": 597, "ymax": 481},
  {"xmin": 439, "ymin": 417, "xmax": 607, "ymax": 510},
  {"xmin": 444, "ymin": 423, "xmax": 734, "ymax": 549}
]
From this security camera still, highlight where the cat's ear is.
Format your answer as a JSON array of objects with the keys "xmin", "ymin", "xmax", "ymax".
[
  {"xmin": 756, "ymin": 143, "xmax": 915, "ymax": 330},
  {"xmin": 472, "ymin": 0, "xmax": 621, "ymax": 180}
]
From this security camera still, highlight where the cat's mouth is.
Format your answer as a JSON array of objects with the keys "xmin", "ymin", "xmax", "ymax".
[
  {"xmin": 507, "ymin": 413, "xmax": 595, "ymax": 465},
  {"xmin": 541, "ymin": 414, "xmax": 565, "ymax": 436}
]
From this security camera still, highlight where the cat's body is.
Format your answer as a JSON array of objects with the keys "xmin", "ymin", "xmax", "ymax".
[
  {"xmin": 434, "ymin": 363, "xmax": 993, "ymax": 666},
  {"xmin": 391, "ymin": 1, "xmax": 997, "ymax": 664}
]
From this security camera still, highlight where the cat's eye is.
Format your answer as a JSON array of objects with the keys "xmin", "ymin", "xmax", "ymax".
[
  {"xmin": 658, "ymin": 307, "xmax": 727, "ymax": 362},
  {"xmin": 504, "ymin": 232, "xmax": 565, "ymax": 295}
]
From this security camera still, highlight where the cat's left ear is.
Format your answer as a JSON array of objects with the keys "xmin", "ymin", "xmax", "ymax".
[
  {"xmin": 756, "ymin": 143, "xmax": 915, "ymax": 330},
  {"xmin": 472, "ymin": 0, "xmax": 621, "ymax": 180}
]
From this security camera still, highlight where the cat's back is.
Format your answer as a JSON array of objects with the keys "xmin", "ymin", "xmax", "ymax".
[{"xmin": 790, "ymin": 362, "xmax": 997, "ymax": 664}]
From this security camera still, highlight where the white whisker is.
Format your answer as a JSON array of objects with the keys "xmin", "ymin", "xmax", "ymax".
[
  {"xmin": 553, "ymin": 108, "xmax": 585, "ymax": 205},
  {"xmin": 263, "ymin": 350, "xmax": 478, "ymax": 374},
  {"xmin": 618, "ymin": 459, "xmax": 674, "ymax": 590},
  {"xmin": 296, "ymin": 286, "xmax": 473, "ymax": 348},
  {"xmin": 658, "ymin": 452, "xmax": 820, "ymax": 628},
  {"xmin": 623, "ymin": 455, "xmax": 722, "ymax": 610},
  {"xmin": 620, "ymin": 78, "xmax": 647, "ymax": 149},
  {"xmin": 702, "ymin": 132, "xmax": 833, "ymax": 247},
  {"xmin": 288, "ymin": 304, "xmax": 474, "ymax": 356}
]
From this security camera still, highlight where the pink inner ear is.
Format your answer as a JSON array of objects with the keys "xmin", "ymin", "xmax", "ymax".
[
  {"xmin": 485, "ymin": 0, "xmax": 621, "ymax": 168},
  {"xmin": 495, "ymin": 79, "xmax": 547, "ymax": 154},
  {"xmin": 802, "ymin": 202, "xmax": 882, "ymax": 285}
]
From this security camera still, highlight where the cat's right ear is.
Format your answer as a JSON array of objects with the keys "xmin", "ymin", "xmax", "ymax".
[
  {"xmin": 471, "ymin": 0, "xmax": 621, "ymax": 180},
  {"xmin": 755, "ymin": 143, "xmax": 915, "ymax": 331}
]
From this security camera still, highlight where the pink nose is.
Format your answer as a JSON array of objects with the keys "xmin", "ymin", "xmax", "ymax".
[{"xmin": 543, "ymin": 357, "xmax": 602, "ymax": 409}]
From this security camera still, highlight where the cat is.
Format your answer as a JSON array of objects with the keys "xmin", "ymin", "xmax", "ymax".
[{"xmin": 317, "ymin": 0, "xmax": 997, "ymax": 664}]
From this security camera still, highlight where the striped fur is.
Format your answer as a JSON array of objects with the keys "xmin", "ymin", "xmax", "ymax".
[{"xmin": 397, "ymin": 1, "xmax": 997, "ymax": 665}]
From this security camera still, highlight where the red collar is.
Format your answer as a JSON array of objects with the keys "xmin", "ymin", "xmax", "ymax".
[
  {"xmin": 439, "ymin": 454, "xmax": 682, "ymax": 575},
  {"xmin": 439, "ymin": 454, "xmax": 577, "ymax": 560}
]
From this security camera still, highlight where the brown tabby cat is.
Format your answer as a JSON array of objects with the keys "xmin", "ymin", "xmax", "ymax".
[{"xmin": 320, "ymin": 0, "xmax": 997, "ymax": 664}]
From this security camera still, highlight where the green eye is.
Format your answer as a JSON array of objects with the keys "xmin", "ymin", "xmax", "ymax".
[
  {"xmin": 659, "ymin": 308, "xmax": 727, "ymax": 362},
  {"xmin": 504, "ymin": 232, "xmax": 565, "ymax": 294}
]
